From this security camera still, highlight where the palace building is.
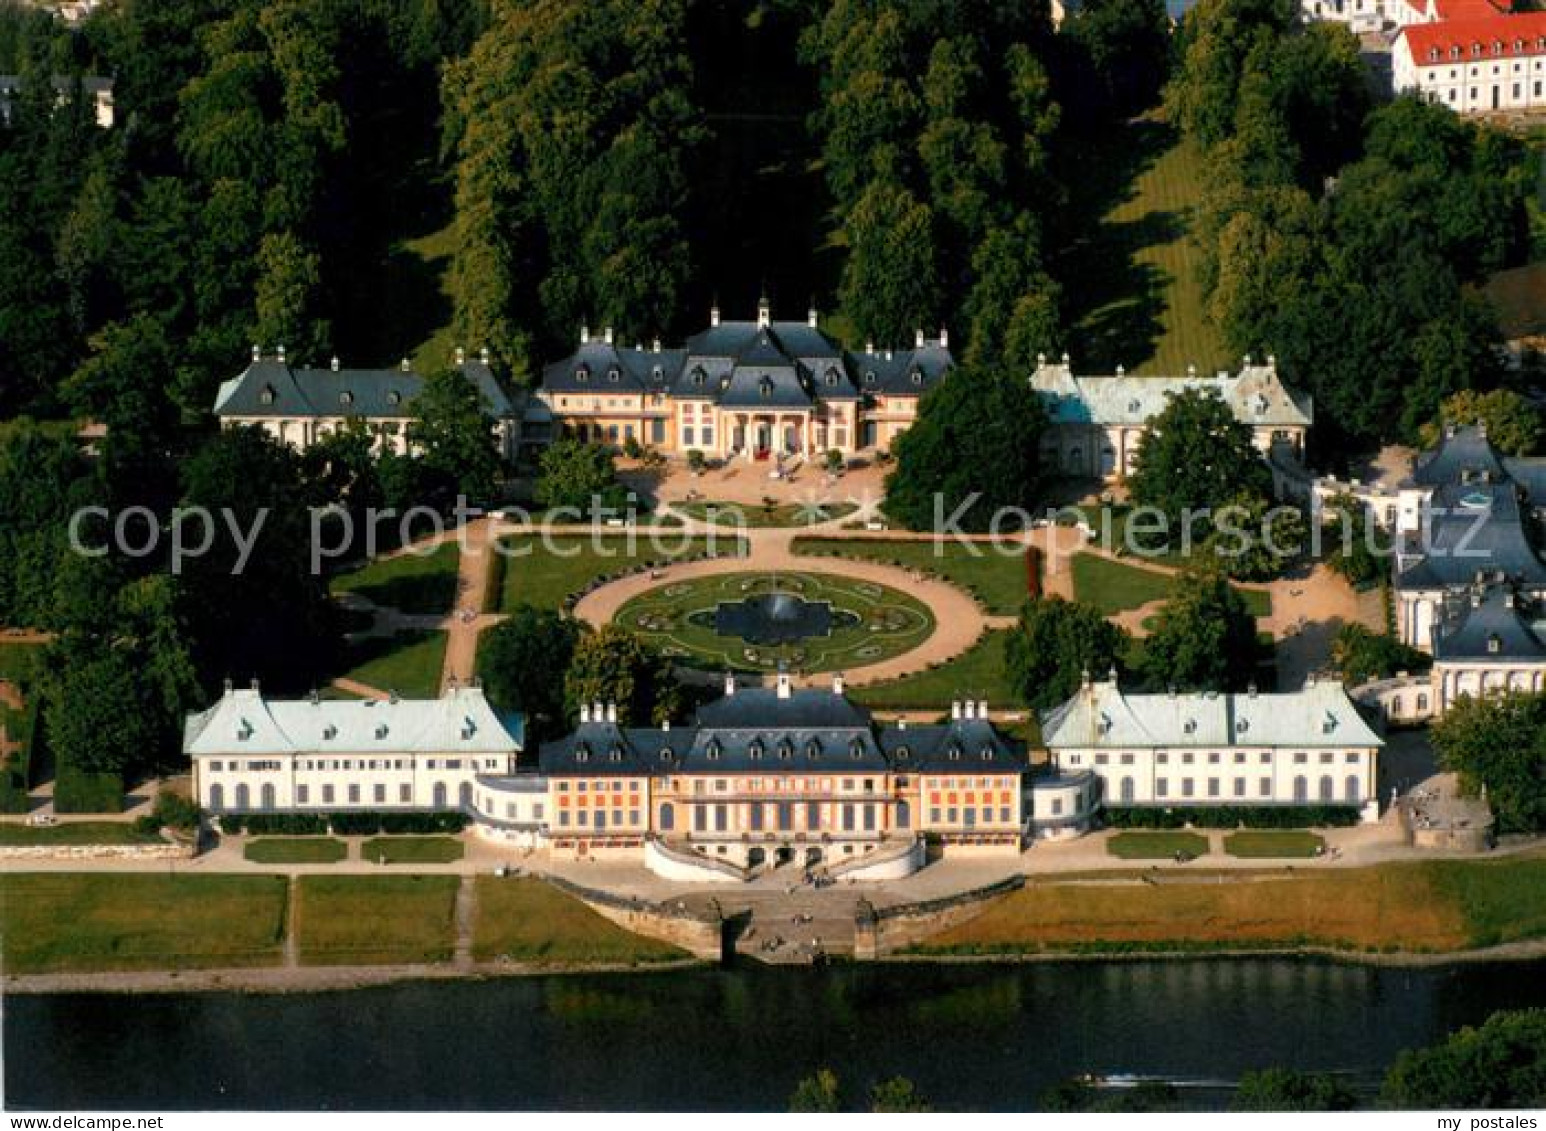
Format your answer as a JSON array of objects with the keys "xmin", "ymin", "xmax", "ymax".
[
  {"xmin": 212, "ymin": 346, "xmax": 525, "ymax": 460},
  {"xmin": 534, "ymin": 299, "xmax": 954, "ymax": 462},
  {"xmin": 1040, "ymin": 675, "xmax": 1384, "ymax": 821},
  {"xmin": 1029, "ymin": 355, "xmax": 1313, "ymax": 483},
  {"xmin": 184, "ymin": 683, "xmax": 525, "ymax": 815},
  {"xmin": 185, "ymin": 676, "xmax": 1103, "ymax": 882}
]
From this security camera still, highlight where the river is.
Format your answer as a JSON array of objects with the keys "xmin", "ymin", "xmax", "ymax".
[{"xmin": 5, "ymin": 958, "xmax": 1542, "ymax": 1111}]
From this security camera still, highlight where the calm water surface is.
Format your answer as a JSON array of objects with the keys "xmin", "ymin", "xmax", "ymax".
[{"xmin": 6, "ymin": 958, "xmax": 1544, "ymax": 1111}]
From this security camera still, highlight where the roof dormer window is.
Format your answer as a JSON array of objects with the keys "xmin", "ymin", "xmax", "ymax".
[
  {"xmin": 947, "ymin": 743, "xmax": 961, "ymax": 761},
  {"xmin": 1128, "ymin": 399, "xmax": 1141, "ymax": 413},
  {"xmin": 609, "ymin": 745, "xmax": 623, "ymax": 762},
  {"xmin": 706, "ymin": 738, "xmax": 722, "ymax": 760},
  {"xmin": 849, "ymin": 738, "xmax": 864, "ymax": 760},
  {"xmin": 340, "ymin": 391, "xmax": 354, "ymax": 406},
  {"xmin": 387, "ymin": 390, "xmax": 402, "ymax": 406},
  {"xmin": 323, "ymin": 724, "xmax": 337, "ymax": 740},
  {"xmin": 691, "ymin": 366, "xmax": 706, "ymax": 387},
  {"xmin": 1235, "ymin": 719, "xmax": 1249, "ymax": 734},
  {"xmin": 896, "ymin": 745, "xmax": 910, "ymax": 760},
  {"xmin": 660, "ymin": 746, "xmax": 674, "ymax": 761},
  {"xmin": 759, "ymin": 377, "xmax": 773, "ymax": 399},
  {"xmin": 575, "ymin": 365, "xmax": 590, "ymax": 382},
  {"xmin": 651, "ymin": 365, "xmax": 663, "ymax": 381},
  {"xmin": 1493, "ymin": 40, "xmax": 1504, "ymax": 55},
  {"xmin": 375, "ymin": 723, "xmax": 388, "ymax": 739},
  {"xmin": 259, "ymin": 385, "xmax": 276, "ymax": 405},
  {"xmin": 575, "ymin": 742, "xmax": 590, "ymax": 763},
  {"xmin": 824, "ymin": 367, "xmax": 840, "ymax": 386},
  {"xmin": 1488, "ymin": 633, "xmax": 1502, "ymax": 654},
  {"xmin": 863, "ymin": 371, "xmax": 876, "ymax": 385},
  {"xmin": 805, "ymin": 739, "xmax": 821, "ymax": 760},
  {"xmin": 749, "ymin": 740, "xmax": 763, "ymax": 760},
  {"xmin": 607, "ymin": 367, "xmax": 621, "ymax": 383},
  {"xmin": 1429, "ymin": 48, "xmax": 1439, "ymax": 61}
]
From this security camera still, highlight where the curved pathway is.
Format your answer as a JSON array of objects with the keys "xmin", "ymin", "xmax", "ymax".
[{"xmin": 569, "ymin": 508, "xmax": 1009, "ymax": 687}]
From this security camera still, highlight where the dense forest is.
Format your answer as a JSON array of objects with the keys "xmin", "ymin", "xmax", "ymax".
[{"xmin": 0, "ymin": 0, "xmax": 1536, "ymax": 805}]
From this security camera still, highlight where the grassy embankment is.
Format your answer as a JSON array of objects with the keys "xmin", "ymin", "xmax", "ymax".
[
  {"xmin": 293, "ymin": 875, "xmax": 460, "ymax": 965},
  {"xmin": 1071, "ymin": 553, "xmax": 1273, "ymax": 618},
  {"xmin": 471, "ymin": 877, "xmax": 688, "ymax": 965},
  {"xmin": 908, "ymin": 856, "xmax": 1546, "ymax": 956},
  {"xmin": 0, "ymin": 874, "xmax": 289, "ymax": 975}
]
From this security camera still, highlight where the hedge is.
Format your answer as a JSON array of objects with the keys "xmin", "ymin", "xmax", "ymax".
[
  {"xmin": 1103, "ymin": 805, "xmax": 1361, "ymax": 830},
  {"xmin": 217, "ymin": 811, "xmax": 469, "ymax": 836},
  {"xmin": 220, "ymin": 813, "xmax": 328, "ymax": 836},
  {"xmin": 53, "ymin": 763, "xmax": 123, "ymax": 813}
]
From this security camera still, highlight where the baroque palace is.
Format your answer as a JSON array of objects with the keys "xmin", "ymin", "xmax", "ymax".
[
  {"xmin": 184, "ymin": 674, "xmax": 1384, "ymax": 884},
  {"xmin": 534, "ymin": 298, "xmax": 954, "ymax": 462}
]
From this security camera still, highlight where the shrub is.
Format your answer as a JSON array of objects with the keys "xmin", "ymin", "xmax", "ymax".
[
  {"xmin": 221, "ymin": 812, "xmax": 328, "ymax": 836},
  {"xmin": 327, "ymin": 812, "xmax": 384, "ymax": 836},
  {"xmin": 152, "ymin": 790, "xmax": 202, "ymax": 831},
  {"xmin": 1103, "ymin": 805, "xmax": 1360, "ymax": 829},
  {"xmin": 132, "ymin": 813, "xmax": 162, "ymax": 838},
  {"xmin": 379, "ymin": 811, "xmax": 468, "ymax": 834},
  {"xmin": 53, "ymin": 763, "xmax": 123, "ymax": 813}
]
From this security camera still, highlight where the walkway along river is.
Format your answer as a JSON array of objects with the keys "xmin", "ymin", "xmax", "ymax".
[{"xmin": 7, "ymin": 957, "xmax": 1546, "ymax": 1110}]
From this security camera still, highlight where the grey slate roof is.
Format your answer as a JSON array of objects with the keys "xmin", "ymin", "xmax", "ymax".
[
  {"xmin": 539, "ymin": 315, "xmax": 953, "ymax": 409},
  {"xmin": 1030, "ymin": 360, "xmax": 1312, "ymax": 428},
  {"xmin": 183, "ymin": 685, "xmax": 525, "ymax": 757},
  {"xmin": 1432, "ymin": 585, "xmax": 1546, "ymax": 661},
  {"xmin": 1040, "ymin": 678, "xmax": 1383, "ymax": 750},
  {"xmin": 1397, "ymin": 481, "xmax": 1546, "ymax": 588},
  {"xmin": 538, "ymin": 687, "xmax": 1023, "ymax": 776},
  {"xmin": 213, "ymin": 356, "xmax": 517, "ymax": 420},
  {"xmin": 1412, "ymin": 425, "xmax": 1511, "ymax": 487}
]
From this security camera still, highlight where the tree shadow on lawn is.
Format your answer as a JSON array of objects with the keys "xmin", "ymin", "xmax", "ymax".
[{"xmin": 1055, "ymin": 118, "xmax": 1187, "ymax": 372}]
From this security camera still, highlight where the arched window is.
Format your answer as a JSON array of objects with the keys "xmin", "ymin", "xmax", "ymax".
[
  {"xmin": 209, "ymin": 783, "xmax": 225, "ymax": 812},
  {"xmin": 1319, "ymin": 775, "xmax": 1334, "ymax": 802},
  {"xmin": 1293, "ymin": 776, "xmax": 1307, "ymax": 802},
  {"xmin": 433, "ymin": 781, "xmax": 448, "ymax": 808},
  {"xmin": 896, "ymin": 800, "xmax": 912, "ymax": 829},
  {"xmin": 659, "ymin": 803, "xmax": 674, "ymax": 832},
  {"xmin": 1120, "ymin": 777, "xmax": 1135, "ymax": 803},
  {"xmin": 260, "ymin": 783, "xmax": 276, "ymax": 811},
  {"xmin": 235, "ymin": 783, "xmax": 251, "ymax": 810},
  {"xmin": 1345, "ymin": 775, "xmax": 1360, "ymax": 803},
  {"xmin": 459, "ymin": 782, "xmax": 473, "ymax": 809}
]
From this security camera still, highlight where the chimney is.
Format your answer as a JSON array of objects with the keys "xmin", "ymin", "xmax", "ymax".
[
  {"xmin": 865, "ymin": 340, "xmax": 874, "ymax": 356},
  {"xmin": 580, "ymin": 703, "xmax": 591, "ymax": 723},
  {"xmin": 757, "ymin": 295, "xmax": 771, "ymax": 329},
  {"xmin": 963, "ymin": 700, "xmax": 975, "ymax": 720},
  {"xmin": 776, "ymin": 668, "xmax": 792, "ymax": 699},
  {"xmin": 480, "ymin": 347, "xmax": 490, "ymax": 364},
  {"xmin": 277, "ymin": 344, "xmax": 286, "ymax": 363},
  {"xmin": 251, "ymin": 344, "xmax": 261, "ymax": 363},
  {"xmin": 915, "ymin": 329, "xmax": 924, "ymax": 349},
  {"xmin": 593, "ymin": 701, "xmax": 605, "ymax": 724},
  {"xmin": 455, "ymin": 346, "xmax": 466, "ymax": 365},
  {"xmin": 400, "ymin": 357, "xmax": 411, "ymax": 372},
  {"xmin": 808, "ymin": 306, "xmax": 818, "ymax": 329},
  {"xmin": 1060, "ymin": 351, "xmax": 1070, "ymax": 365},
  {"xmin": 330, "ymin": 356, "xmax": 340, "ymax": 372},
  {"xmin": 606, "ymin": 702, "xmax": 618, "ymax": 723},
  {"xmin": 1247, "ymin": 681, "xmax": 1257, "ymax": 698},
  {"xmin": 652, "ymin": 338, "xmax": 661, "ymax": 353},
  {"xmin": 1116, "ymin": 364, "xmax": 1125, "ymax": 377},
  {"xmin": 723, "ymin": 672, "xmax": 735, "ymax": 696},
  {"xmin": 951, "ymin": 700, "xmax": 962, "ymax": 720},
  {"xmin": 1243, "ymin": 354, "xmax": 1253, "ymax": 367},
  {"xmin": 710, "ymin": 304, "xmax": 720, "ymax": 328},
  {"xmin": 978, "ymin": 699, "xmax": 989, "ymax": 719},
  {"xmin": 581, "ymin": 324, "xmax": 589, "ymax": 344},
  {"xmin": 832, "ymin": 671, "xmax": 845, "ymax": 696},
  {"xmin": 939, "ymin": 327, "xmax": 949, "ymax": 348},
  {"xmin": 1266, "ymin": 354, "xmax": 1276, "ymax": 369},
  {"xmin": 603, "ymin": 326, "xmax": 614, "ymax": 345},
  {"xmin": 662, "ymin": 719, "xmax": 671, "ymax": 732}
]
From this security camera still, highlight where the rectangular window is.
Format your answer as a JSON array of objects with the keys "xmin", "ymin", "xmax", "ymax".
[
  {"xmin": 399, "ymin": 783, "xmax": 412, "ymax": 803},
  {"xmin": 1233, "ymin": 778, "xmax": 1246, "ymax": 798},
  {"xmin": 701, "ymin": 429, "xmax": 714, "ymax": 447},
  {"xmin": 1345, "ymin": 752, "xmax": 1360, "ymax": 764},
  {"xmin": 534, "ymin": 804, "xmax": 544, "ymax": 820},
  {"xmin": 930, "ymin": 807, "xmax": 941, "ymax": 823},
  {"xmin": 694, "ymin": 806, "xmax": 706, "ymax": 832},
  {"xmin": 1260, "ymin": 777, "xmax": 1272, "ymax": 797},
  {"xmin": 612, "ymin": 809, "xmax": 622, "ymax": 827},
  {"xmin": 593, "ymin": 810, "xmax": 606, "ymax": 831},
  {"xmin": 1208, "ymin": 778, "xmax": 1220, "ymax": 798},
  {"xmin": 1156, "ymin": 779, "xmax": 1168, "ymax": 798},
  {"xmin": 947, "ymin": 807, "xmax": 958, "ymax": 823},
  {"xmin": 348, "ymin": 784, "xmax": 360, "ymax": 804},
  {"xmin": 750, "ymin": 804, "xmax": 764, "ymax": 831},
  {"xmin": 297, "ymin": 784, "xmax": 309, "ymax": 805},
  {"xmin": 374, "ymin": 783, "xmax": 386, "ymax": 804},
  {"xmin": 683, "ymin": 426, "xmax": 695, "ymax": 446},
  {"xmin": 778, "ymin": 803, "xmax": 792, "ymax": 831},
  {"xmin": 842, "ymin": 804, "xmax": 856, "ymax": 832},
  {"xmin": 807, "ymin": 802, "xmax": 821, "ymax": 829},
  {"xmin": 1155, "ymin": 753, "xmax": 1167, "ymax": 765},
  {"xmin": 1182, "ymin": 778, "xmax": 1194, "ymax": 798},
  {"xmin": 714, "ymin": 805, "xmax": 727, "ymax": 832},
  {"xmin": 323, "ymin": 784, "xmax": 335, "ymax": 804},
  {"xmin": 863, "ymin": 805, "xmax": 876, "ymax": 831},
  {"xmin": 1000, "ymin": 807, "xmax": 1011, "ymax": 824},
  {"xmin": 1051, "ymin": 798, "xmax": 1063, "ymax": 815},
  {"xmin": 559, "ymin": 811, "xmax": 570, "ymax": 827}
]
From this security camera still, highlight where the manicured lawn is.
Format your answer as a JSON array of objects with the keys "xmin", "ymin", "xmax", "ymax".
[
  {"xmin": 792, "ymin": 538, "xmax": 1034, "ymax": 615},
  {"xmin": 0, "ymin": 821, "xmax": 162, "ymax": 845},
  {"xmin": 1058, "ymin": 115, "xmax": 1229, "ymax": 375},
  {"xmin": 331, "ymin": 542, "xmax": 461, "ymax": 614},
  {"xmin": 496, "ymin": 534, "xmax": 746, "ymax": 611},
  {"xmin": 908, "ymin": 858, "xmax": 1546, "ymax": 956},
  {"xmin": 472, "ymin": 877, "xmax": 687, "ymax": 965},
  {"xmin": 335, "ymin": 631, "xmax": 447, "ymax": 698},
  {"xmin": 675, "ymin": 500, "xmax": 859, "ymax": 527},
  {"xmin": 1224, "ymin": 830, "xmax": 1325, "ymax": 859},
  {"xmin": 615, "ymin": 570, "xmax": 934, "ymax": 674},
  {"xmin": 360, "ymin": 835, "xmax": 465, "ymax": 864},
  {"xmin": 0, "ymin": 874, "xmax": 289, "ymax": 975},
  {"xmin": 850, "ymin": 630, "xmax": 1019, "ymax": 711},
  {"xmin": 1071, "ymin": 553, "xmax": 1273, "ymax": 619},
  {"xmin": 243, "ymin": 837, "xmax": 349, "ymax": 864},
  {"xmin": 1107, "ymin": 830, "xmax": 1210, "ymax": 859},
  {"xmin": 294, "ymin": 875, "xmax": 459, "ymax": 965}
]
